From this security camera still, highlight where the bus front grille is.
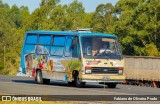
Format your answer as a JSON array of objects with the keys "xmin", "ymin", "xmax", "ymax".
[{"xmin": 91, "ymin": 67, "xmax": 118, "ymax": 74}]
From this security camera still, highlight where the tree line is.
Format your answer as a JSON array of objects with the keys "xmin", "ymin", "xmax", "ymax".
[{"xmin": 0, "ymin": 0, "xmax": 160, "ymax": 75}]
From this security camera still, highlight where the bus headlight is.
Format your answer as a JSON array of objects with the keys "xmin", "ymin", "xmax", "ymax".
[
  {"xmin": 85, "ymin": 66, "xmax": 91, "ymax": 74},
  {"xmin": 118, "ymin": 67, "xmax": 123, "ymax": 74}
]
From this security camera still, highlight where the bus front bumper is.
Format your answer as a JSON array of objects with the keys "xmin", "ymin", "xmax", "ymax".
[{"xmin": 81, "ymin": 74, "xmax": 125, "ymax": 83}]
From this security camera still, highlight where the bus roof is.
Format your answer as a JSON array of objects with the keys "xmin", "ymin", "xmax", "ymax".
[
  {"xmin": 79, "ymin": 32, "xmax": 117, "ymax": 38},
  {"xmin": 26, "ymin": 30, "xmax": 117, "ymax": 38},
  {"xmin": 26, "ymin": 30, "xmax": 78, "ymax": 35}
]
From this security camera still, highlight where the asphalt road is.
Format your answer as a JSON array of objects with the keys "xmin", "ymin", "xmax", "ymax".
[
  {"xmin": 0, "ymin": 74, "xmax": 160, "ymax": 95},
  {"xmin": 0, "ymin": 75, "xmax": 160, "ymax": 103}
]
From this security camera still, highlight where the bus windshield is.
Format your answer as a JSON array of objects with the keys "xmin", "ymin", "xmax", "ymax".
[{"xmin": 81, "ymin": 36, "xmax": 122, "ymax": 59}]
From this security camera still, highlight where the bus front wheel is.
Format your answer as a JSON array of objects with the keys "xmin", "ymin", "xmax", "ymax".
[
  {"xmin": 107, "ymin": 83, "xmax": 117, "ymax": 88},
  {"xmin": 68, "ymin": 81, "xmax": 76, "ymax": 86},
  {"xmin": 74, "ymin": 74, "xmax": 86, "ymax": 88}
]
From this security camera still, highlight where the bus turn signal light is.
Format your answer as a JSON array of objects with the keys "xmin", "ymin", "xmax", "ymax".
[
  {"xmin": 118, "ymin": 67, "xmax": 123, "ymax": 70},
  {"xmin": 118, "ymin": 67, "xmax": 123, "ymax": 74},
  {"xmin": 85, "ymin": 66, "xmax": 91, "ymax": 70},
  {"xmin": 85, "ymin": 66, "xmax": 92, "ymax": 74}
]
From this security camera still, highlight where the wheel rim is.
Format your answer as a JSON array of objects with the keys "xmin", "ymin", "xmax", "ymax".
[{"xmin": 37, "ymin": 71, "xmax": 41, "ymax": 82}]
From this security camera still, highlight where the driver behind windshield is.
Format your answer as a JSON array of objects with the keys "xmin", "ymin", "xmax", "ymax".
[{"xmin": 99, "ymin": 42, "xmax": 112, "ymax": 54}]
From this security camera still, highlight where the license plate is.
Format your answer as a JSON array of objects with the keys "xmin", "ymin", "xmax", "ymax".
[{"xmin": 103, "ymin": 76, "xmax": 110, "ymax": 81}]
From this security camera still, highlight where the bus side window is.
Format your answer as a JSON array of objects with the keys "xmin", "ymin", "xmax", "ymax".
[
  {"xmin": 26, "ymin": 34, "xmax": 38, "ymax": 44},
  {"xmin": 50, "ymin": 36, "xmax": 65, "ymax": 56},
  {"xmin": 65, "ymin": 37, "xmax": 73, "ymax": 57},
  {"xmin": 24, "ymin": 34, "xmax": 38, "ymax": 53},
  {"xmin": 35, "ymin": 35, "xmax": 51, "ymax": 55}
]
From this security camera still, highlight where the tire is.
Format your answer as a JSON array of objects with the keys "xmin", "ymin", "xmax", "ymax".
[
  {"xmin": 68, "ymin": 81, "xmax": 76, "ymax": 87},
  {"xmin": 43, "ymin": 78, "xmax": 50, "ymax": 84},
  {"xmin": 107, "ymin": 83, "xmax": 117, "ymax": 88},
  {"xmin": 36, "ymin": 70, "xmax": 50, "ymax": 84},
  {"xmin": 74, "ymin": 74, "xmax": 85, "ymax": 88},
  {"xmin": 36, "ymin": 70, "xmax": 43, "ymax": 84}
]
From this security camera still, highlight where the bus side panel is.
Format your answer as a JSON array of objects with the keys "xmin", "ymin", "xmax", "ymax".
[
  {"xmin": 20, "ymin": 50, "xmax": 26, "ymax": 74},
  {"xmin": 44, "ymin": 58, "xmax": 81, "ymax": 82},
  {"xmin": 40, "ymin": 35, "xmax": 76, "ymax": 81},
  {"xmin": 42, "ymin": 57, "xmax": 66, "ymax": 81},
  {"xmin": 34, "ymin": 57, "xmax": 80, "ymax": 82},
  {"xmin": 24, "ymin": 53, "xmax": 34, "ymax": 75},
  {"xmin": 20, "ymin": 34, "xmax": 27, "ymax": 74},
  {"xmin": 22, "ymin": 33, "xmax": 38, "ymax": 76},
  {"xmin": 61, "ymin": 58, "xmax": 81, "ymax": 82}
]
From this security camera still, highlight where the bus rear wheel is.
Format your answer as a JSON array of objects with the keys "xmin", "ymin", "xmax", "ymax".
[
  {"xmin": 36, "ymin": 70, "xmax": 50, "ymax": 84},
  {"xmin": 36, "ymin": 70, "xmax": 43, "ymax": 84},
  {"xmin": 43, "ymin": 79, "xmax": 50, "ymax": 84}
]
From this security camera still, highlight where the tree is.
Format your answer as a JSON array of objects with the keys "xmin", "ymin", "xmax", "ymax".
[
  {"xmin": 50, "ymin": 5, "xmax": 68, "ymax": 30},
  {"xmin": 8, "ymin": 5, "xmax": 23, "ymax": 28},
  {"xmin": 30, "ymin": 0, "xmax": 60, "ymax": 30},
  {"xmin": 91, "ymin": 3, "xmax": 116, "ymax": 33},
  {"xmin": 81, "ymin": 13, "xmax": 94, "ymax": 28},
  {"xmin": 19, "ymin": 6, "xmax": 31, "ymax": 30},
  {"xmin": 114, "ymin": 0, "xmax": 160, "ymax": 56},
  {"xmin": 66, "ymin": 0, "xmax": 85, "ymax": 29},
  {"xmin": 0, "ymin": 0, "xmax": 11, "ymax": 74}
]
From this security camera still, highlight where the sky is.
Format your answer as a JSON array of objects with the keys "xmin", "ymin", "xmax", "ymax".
[{"xmin": 3, "ymin": 0, "xmax": 119, "ymax": 13}]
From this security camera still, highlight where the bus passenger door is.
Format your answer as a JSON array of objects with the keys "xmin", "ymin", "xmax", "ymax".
[{"xmin": 63, "ymin": 37, "xmax": 82, "ymax": 82}]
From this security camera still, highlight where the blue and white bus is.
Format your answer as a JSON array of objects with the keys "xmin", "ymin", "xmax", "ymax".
[{"xmin": 20, "ymin": 29, "xmax": 125, "ymax": 88}]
